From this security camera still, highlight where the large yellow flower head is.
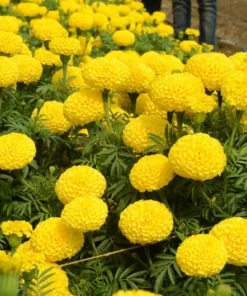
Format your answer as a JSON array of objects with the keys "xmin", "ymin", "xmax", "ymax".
[
  {"xmin": 30, "ymin": 218, "xmax": 84, "ymax": 262},
  {"xmin": 186, "ymin": 53, "xmax": 233, "ymax": 91},
  {"xmin": 0, "ymin": 133, "xmax": 36, "ymax": 170},
  {"xmin": 61, "ymin": 196, "xmax": 108, "ymax": 232},
  {"xmin": 49, "ymin": 37, "xmax": 81, "ymax": 56},
  {"xmin": 124, "ymin": 64, "xmax": 155, "ymax": 93},
  {"xmin": 97, "ymin": 4, "xmax": 119, "ymax": 18},
  {"xmin": 69, "ymin": 12, "xmax": 94, "ymax": 30},
  {"xmin": 82, "ymin": 57, "xmax": 130, "ymax": 91},
  {"xmin": 210, "ymin": 217, "xmax": 247, "ymax": 266},
  {"xmin": 16, "ymin": 3, "xmax": 46, "ymax": 17},
  {"xmin": 113, "ymin": 290, "xmax": 160, "ymax": 296},
  {"xmin": 148, "ymin": 73, "xmax": 205, "ymax": 112},
  {"xmin": 144, "ymin": 55, "xmax": 184, "ymax": 76},
  {"xmin": 59, "ymin": 0, "xmax": 80, "ymax": 14},
  {"xmin": 119, "ymin": 200, "xmax": 173, "ymax": 245},
  {"xmin": 55, "ymin": 165, "xmax": 107, "ymax": 204},
  {"xmin": 64, "ymin": 90, "xmax": 105, "ymax": 126},
  {"xmin": 130, "ymin": 154, "xmax": 174, "ymax": 192},
  {"xmin": 112, "ymin": 30, "xmax": 136, "ymax": 47},
  {"xmin": 14, "ymin": 241, "xmax": 45, "ymax": 273},
  {"xmin": 0, "ymin": 0, "xmax": 10, "ymax": 6},
  {"xmin": 28, "ymin": 262, "xmax": 70, "ymax": 296},
  {"xmin": 45, "ymin": 10, "xmax": 60, "ymax": 21},
  {"xmin": 111, "ymin": 92, "xmax": 131, "ymax": 111},
  {"xmin": 1, "ymin": 220, "xmax": 32, "ymax": 238},
  {"xmin": 122, "ymin": 115, "xmax": 168, "ymax": 153},
  {"xmin": 31, "ymin": 19, "xmax": 68, "ymax": 41},
  {"xmin": 136, "ymin": 93, "xmax": 166, "ymax": 118},
  {"xmin": 176, "ymin": 234, "xmax": 228, "ymax": 277},
  {"xmin": 168, "ymin": 133, "xmax": 226, "ymax": 181},
  {"xmin": 0, "ymin": 251, "xmax": 21, "ymax": 273},
  {"xmin": 229, "ymin": 52, "xmax": 247, "ymax": 71},
  {"xmin": 12, "ymin": 55, "xmax": 43, "ymax": 84},
  {"xmin": 0, "ymin": 31, "xmax": 23, "ymax": 55},
  {"xmin": 32, "ymin": 101, "xmax": 72, "ymax": 135},
  {"xmin": 34, "ymin": 48, "xmax": 61, "ymax": 67},
  {"xmin": 188, "ymin": 93, "xmax": 217, "ymax": 114},
  {"xmin": 106, "ymin": 50, "xmax": 141, "ymax": 69},
  {"xmin": 0, "ymin": 57, "xmax": 19, "ymax": 88},
  {"xmin": 221, "ymin": 70, "xmax": 247, "ymax": 110},
  {"xmin": 0, "ymin": 16, "xmax": 20, "ymax": 33},
  {"xmin": 93, "ymin": 12, "xmax": 108, "ymax": 28}
]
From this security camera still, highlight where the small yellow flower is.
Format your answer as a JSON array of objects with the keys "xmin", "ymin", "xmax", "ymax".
[
  {"xmin": 1, "ymin": 221, "xmax": 33, "ymax": 238},
  {"xmin": 185, "ymin": 28, "xmax": 200, "ymax": 37},
  {"xmin": 49, "ymin": 37, "xmax": 81, "ymax": 56},
  {"xmin": 112, "ymin": 30, "xmax": 136, "ymax": 47},
  {"xmin": 34, "ymin": 48, "xmax": 61, "ymax": 67}
]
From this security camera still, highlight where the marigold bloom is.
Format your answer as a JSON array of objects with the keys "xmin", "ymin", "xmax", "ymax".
[
  {"xmin": 112, "ymin": 30, "xmax": 136, "ymax": 47},
  {"xmin": 69, "ymin": 12, "xmax": 94, "ymax": 30},
  {"xmin": 176, "ymin": 234, "xmax": 227, "ymax": 277},
  {"xmin": 30, "ymin": 218, "xmax": 84, "ymax": 262},
  {"xmin": 49, "ymin": 37, "xmax": 81, "ymax": 56},
  {"xmin": 210, "ymin": 217, "xmax": 247, "ymax": 266},
  {"xmin": 119, "ymin": 200, "xmax": 173, "ymax": 245},
  {"xmin": 155, "ymin": 23, "xmax": 174, "ymax": 36},
  {"xmin": 229, "ymin": 52, "xmax": 247, "ymax": 71},
  {"xmin": 0, "ymin": 0, "xmax": 10, "ymax": 6},
  {"xmin": 0, "ymin": 133, "xmax": 36, "ymax": 170},
  {"xmin": 55, "ymin": 165, "xmax": 106, "ymax": 204},
  {"xmin": 168, "ymin": 133, "xmax": 226, "ymax": 181},
  {"xmin": 16, "ymin": 3, "xmax": 46, "ymax": 17},
  {"xmin": 34, "ymin": 48, "xmax": 61, "ymax": 67},
  {"xmin": 179, "ymin": 40, "xmax": 201, "ymax": 54},
  {"xmin": 136, "ymin": 93, "xmax": 166, "ymax": 118},
  {"xmin": 93, "ymin": 12, "xmax": 108, "ymax": 28},
  {"xmin": 111, "ymin": 92, "xmax": 131, "ymax": 111},
  {"xmin": 0, "ymin": 251, "xmax": 20, "ymax": 273},
  {"xmin": 1, "ymin": 221, "xmax": 32, "ymax": 238},
  {"xmin": 0, "ymin": 16, "xmax": 19, "ymax": 33},
  {"xmin": 0, "ymin": 57, "xmax": 19, "ymax": 88},
  {"xmin": 0, "ymin": 31, "xmax": 23, "ymax": 55}
]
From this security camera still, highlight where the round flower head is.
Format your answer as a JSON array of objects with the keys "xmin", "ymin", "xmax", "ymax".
[
  {"xmin": 0, "ymin": 57, "xmax": 19, "ymax": 88},
  {"xmin": 55, "ymin": 165, "xmax": 106, "ymax": 204},
  {"xmin": 106, "ymin": 50, "xmax": 141, "ymax": 69},
  {"xmin": 136, "ymin": 93, "xmax": 166, "ymax": 118},
  {"xmin": 0, "ymin": 251, "xmax": 21, "ymax": 273},
  {"xmin": 124, "ymin": 64, "xmax": 155, "ymax": 93},
  {"xmin": 168, "ymin": 133, "xmax": 226, "ymax": 181},
  {"xmin": 61, "ymin": 196, "xmax": 108, "ymax": 232},
  {"xmin": 20, "ymin": 43, "xmax": 32, "ymax": 57},
  {"xmin": 69, "ymin": 12, "xmax": 94, "ymax": 30},
  {"xmin": 110, "ymin": 16, "xmax": 130, "ymax": 29},
  {"xmin": 93, "ymin": 13, "xmax": 108, "ymax": 28},
  {"xmin": 12, "ymin": 55, "xmax": 43, "ymax": 84},
  {"xmin": 0, "ymin": 133, "xmax": 36, "ymax": 170},
  {"xmin": 32, "ymin": 101, "xmax": 71, "ymax": 135},
  {"xmin": 119, "ymin": 200, "xmax": 173, "ymax": 245},
  {"xmin": 130, "ymin": 154, "xmax": 174, "ymax": 192},
  {"xmin": 14, "ymin": 241, "xmax": 45, "ymax": 273},
  {"xmin": 45, "ymin": 10, "xmax": 60, "ymax": 21},
  {"xmin": 1, "ymin": 221, "xmax": 32, "ymax": 238},
  {"xmin": 176, "ymin": 234, "xmax": 227, "ymax": 277},
  {"xmin": 112, "ymin": 30, "xmax": 136, "ymax": 47},
  {"xmin": 188, "ymin": 93, "xmax": 217, "ymax": 114},
  {"xmin": 113, "ymin": 290, "xmax": 160, "ymax": 296},
  {"xmin": 148, "ymin": 72, "xmax": 205, "ymax": 112},
  {"xmin": 186, "ymin": 53, "xmax": 233, "ymax": 91},
  {"xmin": 0, "ymin": 31, "xmax": 23, "ymax": 55},
  {"xmin": 81, "ymin": 57, "xmax": 130, "ymax": 91},
  {"xmin": 179, "ymin": 40, "xmax": 201, "ymax": 54},
  {"xmin": 52, "ymin": 66, "xmax": 88, "ymax": 90},
  {"xmin": 59, "ymin": 0, "xmax": 80, "ymax": 14},
  {"xmin": 64, "ymin": 90, "xmax": 105, "ymax": 126},
  {"xmin": 156, "ymin": 23, "xmax": 174, "ymax": 37},
  {"xmin": 34, "ymin": 48, "xmax": 61, "ymax": 67},
  {"xmin": 210, "ymin": 217, "xmax": 247, "ymax": 266},
  {"xmin": 30, "ymin": 218, "xmax": 84, "ymax": 262},
  {"xmin": 31, "ymin": 19, "xmax": 68, "ymax": 41},
  {"xmin": 0, "ymin": 16, "xmax": 20, "ymax": 33},
  {"xmin": 49, "ymin": 37, "xmax": 81, "ymax": 56},
  {"xmin": 221, "ymin": 70, "xmax": 247, "ymax": 110},
  {"xmin": 16, "ymin": 3, "xmax": 44, "ymax": 17},
  {"xmin": 141, "ymin": 51, "xmax": 160, "ymax": 65},
  {"xmin": 122, "ymin": 115, "xmax": 168, "ymax": 153},
  {"xmin": 0, "ymin": 0, "xmax": 10, "ymax": 6},
  {"xmin": 229, "ymin": 52, "xmax": 247, "ymax": 71}
]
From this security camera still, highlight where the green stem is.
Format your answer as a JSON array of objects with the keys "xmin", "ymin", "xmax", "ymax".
[
  {"xmin": 0, "ymin": 88, "xmax": 3, "ymax": 115},
  {"xmin": 22, "ymin": 280, "xmax": 31, "ymax": 296},
  {"xmin": 129, "ymin": 93, "xmax": 138, "ymax": 117},
  {"xmin": 217, "ymin": 91, "xmax": 223, "ymax": 108},
  {"xmin": 85, "ymin": 122, "xmax": 95, "ymax": 140},
  {"xmin": 229, "ymin": 110, "xmax": 244, "ymax": 147},
  {"xmin": 60, "ymin": 55, "xmax": 71, "ymax": 87},
  {"xmin": 175, "ymin": 112, "xmax": 184, "ymax": 138},
  {"xmin": 102, "ymin": 90, "xmax": 111, "ymax": 131}
]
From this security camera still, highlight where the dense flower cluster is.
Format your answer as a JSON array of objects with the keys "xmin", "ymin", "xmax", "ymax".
[{"xmin": 1, "ymin": 221, "xmax": 32, "ymax": 238}]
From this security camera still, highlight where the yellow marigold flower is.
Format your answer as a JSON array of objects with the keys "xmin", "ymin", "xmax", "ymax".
[
  {"xmin": 69, "ymin": 12, "xmax": 94, "ymax": 30},
  {"xmin": 34, "ymin": 48, "xmax": 61, "ymax": 67},
  {"xmin": 82, "ymin": 57, "xmax": 130, "ymax": 91},
  {"xmin": 188, "ymin": 93, "xmax": 217, "ymax": 114},
  {"xmin": 64, "ymin": 90, "xmax": 105, "ymax": 126},
  {"xmin": 106, "ymin": 50, "xmax": 141, "ymax": 69},
  {"xmin": 111, "ymin": 92, "xmax": 131, "ymax": 111},
  {"xmin": 185, "ymin": 28, "xmax": 200, "ymax": 37},
  {"xmin": 130, "ymin": 1, "xmax": 144, "ymax": 11},
  {"xmin": 27, "ymin": 262, "xmax": 70, "ymax": 296},
  {"xmin": 186, "ymin": 53, "xmax": 233, "ymax": 91},
  {"xmin": 14, "ymin": 241, "xmax": 45, "ymax": 273},
  {"xmin": 141, "ymin": 51, "xmax": 160, "ymax": 64},
  {"xmin": 52, "ymin": 66, "xmax": 88, "ymax": 90},
  {"xmin": 12, "ymin": 55, "xmax": 43, "ymax": 84},
  {"xmin": 16, "ymin": 3, "xmax": 45, "ymax": 17},
  {"xmin": 168, "ymin": 133, "xmax": 226, "ymax": 181},
  {"xmin": 78, "ymin": 36, "xmax": 93, "ymax": 55},
  {"xmin": 0, "ymin": 0, "xmax": 10, "ymax": 6},
  {"xmin": 179, "ymin": 40, "xmax": 201, "ymax": 53},
  {"xmin": 112, "ymin": 30, "xmax": 135, "ymax": 47},
  {"xmin": 0, "ymin": 133, "xmax": 36, "ymax": 170},
  {"xmin": 0, "ymin": 56, "xmax": 19, "ymax": 88},
  {"xmin": 20, "ymin": 43, "xmax": 32, "ymax": 56},
  {"xmin": 55, "ymin": 165, "xmax": 107, "ymax": 204},
  {"xmin": 229, "ymin": 52, "xmax": 247, "ymax": 71},
  {"xmin": 0, "ymin": 31, "xmax": 23, "ymax": 55},
  {"xmin": 113, "ymin": 290, "xmax": 160, "ymax": 296},
  {"xmin": 122, "ymin": 115, "xmax": 168, "ymax": 153},
  {"xmin": 156, "ymin": 23, "xmax": 174, "ymax": 37},
  {"xmin": 45, "ymin": 10, "xmax": 60, "ymax": 21},
  {"xmin": 97, "ymin": 4, "xmax": 119, "ymax": 18},
  {"xmin": 221, "ymin": 70, "xmax": 247, "ymax": 110},
  {"xmin": 30, "ymin": 218, "xmax": 84, "ymax": 262},
  {"xmin": 136, "ymin": 93, "xmax": 166, "ymax": 118},
  {"xmin": 129, "ymin": 11, "xmax": 144, "ymax": 23},
  {"xmin": 151, "ymin": 11, "xmax": 166, "ymax": 23},
  {"xmin": 1, "ymin": 221, "xmax": 32, "ymax": 238},
  {"xmin": 31, "ymin": 19, "xmax": 68, "ymax": 41},
  {"xmin": 32, "ymin": 101, "xmax": 71, "ymax": 135},
  {"xmin": 0, "ymin": 16, "xmax": 19, "ymax": 33},
  {"xmin": 0, "ymin": 251, "xmax": 20, "ymax": 273},
  {"xmin": 148, "ymin": 73, "xmax": 204, "ymax": 112},
  {"xmin": 93, "ymin": 12, "xmax": 108, "ymax": 28},
  {"xmin": 110, "ymin": 16, "xmax": 129, "ymax": 29},
  {"xmin": 59, "ymin": 0, "xmax": 80, "ymax": 14},
  {"xmin": 49, "ymin": 37, "xmax": 81, "ymax": 56},
  {"xmin": 119, "ymin": 200, "xmax": 173, "ymax": 245},
  {"xmin": 61, "ymin": 196, "xmax": 108, "ymax": 232},
  {"xmin": 91, "ymin": 1, "xmax": 106, "ymax": 12},
  {"xmin": 210, "ymin": 217, "xmax": 247, "ymax": 266},
  {"xmin": 130, "ymin": 154, "xmax": 174, "ymax": 192},
  {"xmin": 176, "ymin": 234, "xmax": 227, "ymax": 277}
]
